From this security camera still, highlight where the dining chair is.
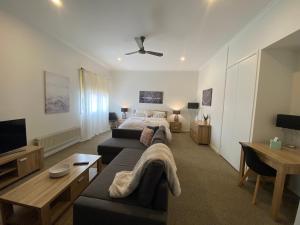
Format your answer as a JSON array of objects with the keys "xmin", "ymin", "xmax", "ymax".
[{"xmin": 239, "ymin": 142, "xmax": 277, "ymax": 204}]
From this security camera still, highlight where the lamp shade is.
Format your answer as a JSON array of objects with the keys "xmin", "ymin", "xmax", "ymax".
[
  {"xmin": 109, "ymin": 112, "xmax": 118, "ymax": 121},
  {"xmin": 188, "ymin": 102, "xmax": 199, "ymax": 109},
  {"xmin": 121, "ymin": 108, "xmax": 128, "ymax": 113},
  {"xmin": 173, "ymin": 110, "xmax": 180, "ymax": 115}
]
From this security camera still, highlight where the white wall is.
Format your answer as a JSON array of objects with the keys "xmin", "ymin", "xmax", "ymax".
[
  {"xmin": 196, "ymin": 1, "xmax": 300, "ymax": 154},
  {"xmin": 197, "ymin": 47, "xmax": 228, "ymax": 152},
  {"xmin": 228, "ymin": 0, "xmax": 300, "ymax": 66},
  {"xmin": 196, "ymin": 0, "xmax": 300, "ymax": 211},
  {"xmin": 290, "ymin": 61, "xmax": 300, "ymax": 115},
  {"xmin": 252, "ymin": 49, "xmax": 295, "ymax": 143},
  {"xmin": 109, "ymin": 71, "xmax": 198, "ymax": 131},
  {"xmin": 282, "ymin": 53, "xmax": 300, "ymax": 197},
  {"xmin": 0, "ymin": 10, "xmax": 109, "ymax": 142}
]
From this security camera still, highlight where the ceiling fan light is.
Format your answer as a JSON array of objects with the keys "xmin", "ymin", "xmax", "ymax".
[{"xmin": 51, "ymin": 0, "xmax": 63, "ymax": 8}]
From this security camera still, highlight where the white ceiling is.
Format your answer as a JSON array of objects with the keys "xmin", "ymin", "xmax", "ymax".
[{"xmin": 0, "ymin": 0, "xmax": 274, "ymax": 71}]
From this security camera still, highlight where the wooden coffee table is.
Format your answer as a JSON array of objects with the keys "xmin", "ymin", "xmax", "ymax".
[{"xmin": 0, "ymin": 153, "xmax": 101, "ymax": 225}]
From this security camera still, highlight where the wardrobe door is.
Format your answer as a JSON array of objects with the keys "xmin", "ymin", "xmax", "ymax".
[
  {"xmin": 220, "ymin": 54, "xmax": 258, "ymax": 171},
  {"xmin": 231, "ymin": 54, "xmax": 258, "ymax": 170},
  {"xmin": 220, "ymin": 65, "xmax": 238, "ymax": 165}
]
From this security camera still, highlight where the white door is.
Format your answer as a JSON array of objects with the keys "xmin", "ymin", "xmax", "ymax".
[
  {"xmin": 220, "ymin": 65, "xmax": 238, "ymax": 166},
  {"xmin": 221, "ymin": 54, "xmax": 258, "ymax": 171},
  {"xmin": 231, "ymin": 54, "xmax": 258, "ymax": 170}
]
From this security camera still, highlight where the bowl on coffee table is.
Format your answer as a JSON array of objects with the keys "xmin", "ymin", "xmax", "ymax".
[{"xmin": 49, "ymin": 163, "xmax": 70, "ymax": 178}]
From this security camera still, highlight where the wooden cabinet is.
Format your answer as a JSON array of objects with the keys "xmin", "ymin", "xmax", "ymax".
[
  {"xmin": 71, "ymin": 170, "xmax": 89, "ymax": 201},
  {"xmin": 190, "ymin": 121, "xmax": 211, "ymax": 145},
  {"xmin": 0, "ymin": 154, "xmax": 101, "ymax": 225},
  {"xmin": 170, "ymin": 122, "xmax": 182, "ymax": 133},
  {"xmin": 0, "ymin": 146, "xmax": 43, "ymax": 189},
  {"xmin": 17, "ymin": 152, "xmax": 40, "ymax": 177}
]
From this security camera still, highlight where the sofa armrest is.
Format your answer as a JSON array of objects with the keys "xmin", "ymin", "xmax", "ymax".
[
  {"xmin": 112, "ymin": 129, "xmax": 142, "ymax": 139},
  {"xmin": 73, "ymin": 196, "xmax": 167, "ymax": 225}
]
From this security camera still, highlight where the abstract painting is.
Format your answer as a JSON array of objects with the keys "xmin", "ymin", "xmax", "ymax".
[
  {"xmin": 202, "ymin": 88, "xmax": 213, "ymax": 106},
  {"xmin": 139, "ymin": 91, "xmax": 163, "ymax": 104},
  {"xmin": 44, "ymin": 71, "xmax": 70, "ymax": 114}
]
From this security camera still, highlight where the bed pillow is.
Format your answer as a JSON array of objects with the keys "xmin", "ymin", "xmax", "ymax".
[
  {"xmin": 152, "ymin": 111, "xmax": 166, "ymax": 118},
  {"xmin": 134, "ymin": 111, "xmax": 146, "ymax": 117},
  {"xmin": 145, "ymin": 110, "xmax": 154, "ymax": 117},
  {"xmin": 140, "ymin": 128, "xmax": 154, "ymax": 146}
]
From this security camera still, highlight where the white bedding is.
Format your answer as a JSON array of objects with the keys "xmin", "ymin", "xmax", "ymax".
[{"xmin": 119, "ymin": 116, "xmax": 172, "ymax": 142}]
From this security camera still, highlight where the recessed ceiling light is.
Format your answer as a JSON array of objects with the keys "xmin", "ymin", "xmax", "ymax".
[
  {"xmin": 180, "ymin": 56, "xmax": 186, "ymax": 62},
  {"xmin": 51, "ymin": 0, "xmax": 63, "ymax": 8},
  {"xmin": 117, "ymin": 57, "xmax": 122, "ymax": 62}
]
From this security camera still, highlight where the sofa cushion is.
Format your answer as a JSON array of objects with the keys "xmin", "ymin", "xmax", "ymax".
[
  {"xmin": 151, "ymin": 126, "xmax": 167, "ymax": 145},
  {"xmin": 147, "ymin": 126, "xmax": 159, "ymax": 134},
  {"xmin": 82, "ymin": 148, "xmax": 144, "ymax": 207},
  {"xmin": 100, "ymin": 138, "xmax": 147, "ymax": 151},
  {"xmin": 140, "ymin": 128, "xmax": 154, "ymax": 146},
  {"xmin": 98, "ymin": 137, "xmax": 147, "ymax": 164},
  {"xmin": 109, "ymin": 148, "xmax": 144, "ymax": 167},
  {"xmin": 138, "ymin": 160, "xmax": 164, "ymax": 207},
  {"xmin": 112, "ymin": 129, "xmax": 142, "ymax": 139}
]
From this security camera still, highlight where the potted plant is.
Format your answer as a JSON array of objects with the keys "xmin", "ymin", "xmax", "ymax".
[{"xmin": 203, "ymin": 114, "xmax": 209, "ymax": 124}]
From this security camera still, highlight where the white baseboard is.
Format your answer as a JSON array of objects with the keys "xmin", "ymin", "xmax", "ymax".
[{"xmin": 209, "ymin": 144, "xmax": 219, "ymax": 154}]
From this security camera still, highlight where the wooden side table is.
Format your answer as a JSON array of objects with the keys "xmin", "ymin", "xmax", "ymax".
[
  {"xmin": 190, "ymin": 121, "xmax": 211, "ymax": 145},
  {"xmin": 170, "ymin": 121, "xmax": 182, "ymax": 133}
]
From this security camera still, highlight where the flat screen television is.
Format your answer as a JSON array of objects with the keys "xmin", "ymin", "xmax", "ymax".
[
  {"xmin": 276, "ymin": 114, "xmax": 300, "ymax": 130},
  {"xmin": 0, "ymin": 119, "xmax": 27, "ymax": 156}
]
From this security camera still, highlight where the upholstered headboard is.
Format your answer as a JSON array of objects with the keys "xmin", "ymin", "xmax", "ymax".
[{"xmin": 133, "ymin": 109, "xmax": 169, "ymax": 118}]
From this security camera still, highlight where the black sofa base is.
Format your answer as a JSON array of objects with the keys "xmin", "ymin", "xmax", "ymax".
[{"xmin": 74, "ymin": 196, "xmax": 167, "ymax": 225}]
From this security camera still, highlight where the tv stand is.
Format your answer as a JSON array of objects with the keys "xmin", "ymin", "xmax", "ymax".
[{"xmin": 0, "ymin": 146, "xmax": 43, "ymax": 189}]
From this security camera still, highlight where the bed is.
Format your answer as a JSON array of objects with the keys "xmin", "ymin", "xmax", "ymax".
[{"xmin": 118, "ymin": 110, "xmax": 172, "ymax": 142}]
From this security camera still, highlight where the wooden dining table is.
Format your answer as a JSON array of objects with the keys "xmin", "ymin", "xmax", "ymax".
[{"xmin": 239, "ymin": 142, "xmax": 300, "ymax": 220}]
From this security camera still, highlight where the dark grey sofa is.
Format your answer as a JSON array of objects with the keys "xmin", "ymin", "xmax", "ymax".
[
  {"xmin": 98, "ymin": 128, "xmax": 167, "ymax": 164},
  {"xmin": 98, "ymin": 129, "xmax": 145, "ymax": 164},
  {"xmin": 74, "ymin": 128, "xmax": 169, "ymax": 225}
]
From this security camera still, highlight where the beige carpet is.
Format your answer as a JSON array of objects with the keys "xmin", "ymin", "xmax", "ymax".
[
  {"xmin": 0, "ymin": 132, "xmax": 298, "ymax": 225},
  {"xmin": 168, "ymin": 133, "xmax": 298, "ymax": 225}
]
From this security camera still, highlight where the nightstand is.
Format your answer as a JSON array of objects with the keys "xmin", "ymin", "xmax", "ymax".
[
  {"xmin": 190, "ymin": 121, "xmax": 211, "ymax": 145},
  {"xmin": 170, "ymin": 121, "xmax": 182, "ymax": 133}
]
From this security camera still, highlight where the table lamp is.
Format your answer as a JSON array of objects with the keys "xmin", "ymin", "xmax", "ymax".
[
  {"xmin": 121, "ymin": 108, "xmax": 128, "ymax": 119},
  {"xmin": 173, "ymin": 110, "xmax": 180, "ymax": 122}
]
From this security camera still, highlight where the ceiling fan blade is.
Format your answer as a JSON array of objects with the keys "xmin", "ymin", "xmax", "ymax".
[
  {"xmin": 125, "ymin": 51, "xmax": 139, "ymax": 55},
  {"xmin": 146, "ymin": 51, "xmax": 163, "ymax": 57},
  {"xmin": 135, "ymin": 37, "xmax": 144, "ymax": 49}
]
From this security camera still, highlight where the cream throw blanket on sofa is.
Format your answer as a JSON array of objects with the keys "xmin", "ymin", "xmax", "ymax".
[{"xmin": 109, "ymin": 143, "xmax": 181, "ymax": 198}]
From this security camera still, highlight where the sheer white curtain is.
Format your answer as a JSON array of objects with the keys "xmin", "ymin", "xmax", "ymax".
[{"xmin": 80, "ymin": 68, "xmax": 109, "ymax": 141}]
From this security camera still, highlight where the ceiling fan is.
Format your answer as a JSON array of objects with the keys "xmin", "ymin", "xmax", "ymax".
[{"xmin": 125, "ymin": 36, "xmax": 163, "ymax": 57}]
